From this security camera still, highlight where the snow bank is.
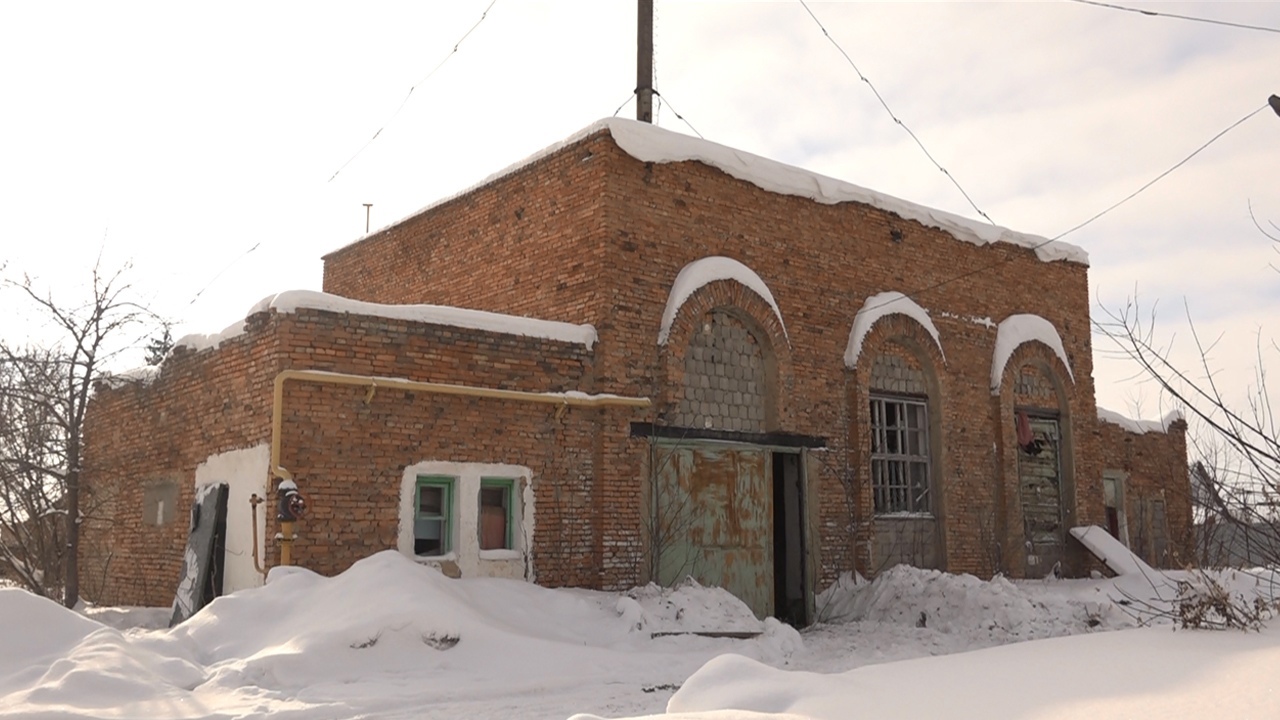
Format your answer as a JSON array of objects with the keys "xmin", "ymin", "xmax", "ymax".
[
  {"xmin": 657, "ymin": 256, "xmax": 787, "ymax": 346},
  {"xmin": 663, "ymin": 623, "xmax": 1280, "ymax": 720},
  {"xmin": 814, "ymin": 565, "xmax": 1118, "ymax": 641},
  {"xmin": 622, "ymin": 577, "xmax": 763, "ymax": 636},
  {"xmin": 990, "ymin": 313, "xmax": 1074, "ymax": 393},
  {"xmin": 2, "ymin": 551, "xmax": 800, "ymax": 719},
  {"xmin": 844, "ymin": 291, "xmax": 944, "ymax": 368},
  {"xmin": 172, "ymin": 289, "xmax": 598, "ymax": 353},
  {"xmin": 1097, "ymin": 407, "xmax": 1185, "ymax": 434}
]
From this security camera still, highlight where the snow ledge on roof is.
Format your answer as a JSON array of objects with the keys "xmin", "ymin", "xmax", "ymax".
[
  {"xmin": 990, "ymin": 314, "xmax": 1075, "ymax": 394},
  {"xmin": 1097, "ymin": 407, "xmax": 1185, "ymax": 435},
  {"xmin": 329, "ymin": 118, "xmax": 1088, "ymax": 267},
  {"xmin": 174, "ymin": 290, "xmax": 598, "ymax": 353},
  {"xmin": 844, "ymin": 292, "xmax": 945, "ymax": 368},
  {"xmin": 658, "ymin": 256, "xmax": 787, "ymax": 346}
]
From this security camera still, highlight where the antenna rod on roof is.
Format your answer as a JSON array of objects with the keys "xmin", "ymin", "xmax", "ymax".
[
  {"xmin": 363, "ymin": 203, "xmax": 372, "ymax": 234},
  {"xmin": 637, "ymin": 0, "xmax": 654, "ymax": 123}
]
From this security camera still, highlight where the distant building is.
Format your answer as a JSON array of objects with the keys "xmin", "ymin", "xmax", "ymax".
[{"xmin": 82, "ymin": 119, "xmax": 1190, "ymax": 623}]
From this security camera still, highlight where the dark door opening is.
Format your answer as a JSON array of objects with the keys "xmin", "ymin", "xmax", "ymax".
[{"xmin": 772, "ymin": 451, "xmax": 808, "ymax": 627}]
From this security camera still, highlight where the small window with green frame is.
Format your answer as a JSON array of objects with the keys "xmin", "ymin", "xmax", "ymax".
[
  {"xmin": 414, "ymin": 476, "xmax": 454, "ymax": 556},
  {"xmin": 479, "ymin": 478, "xmax": 514, "ymax": 551}
]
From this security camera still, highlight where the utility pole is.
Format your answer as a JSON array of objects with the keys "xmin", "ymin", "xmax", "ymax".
[
  {"xmin": 637, "ymin": 0, "xmax": 654, "ymax": 123},
  {"xmin": 363, "ymin": 203, "xmax": 372, "ymax": 233}
]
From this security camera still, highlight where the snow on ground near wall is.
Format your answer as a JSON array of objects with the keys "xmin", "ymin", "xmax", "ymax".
[
  {"xmin": 654, "ymin": 623, "xmax": 1280, "ymax": 720},
  {"xmin": 5, "ymin": 560, "xmax": 1279, "ymax": 720},
  {"xmin": 173, "ymin": 289, "xmax": 597, "ymax": 354},
  {"xmin": 844, "ymin": 291, "xmax": 944, "ymax": 368},
  {"xmin": 990, "ymin": 313, "xmax": 1075, "ymax": 392},
  {"xmin": 1097, "ymin": 406, "xmax": 1185, "ymax": 434},
  {"xmin": 657, "ymin": 256, "xmax": 787, "ymax": 346},
  {"xmin": 336, "ymin": 118, "xmax": 1088, "ymax": 266}
]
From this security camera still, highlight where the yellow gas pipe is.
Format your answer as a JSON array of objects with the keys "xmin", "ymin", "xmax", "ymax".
[{"xmin": 260, "ymin": 369, "xmax": 651, "ymax": 570}]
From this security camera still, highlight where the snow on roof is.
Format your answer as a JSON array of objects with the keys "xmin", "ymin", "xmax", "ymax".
[
  {"xmin": 657, "ymin": 256, "xmax": 787, "ymax": 346},
  {"xmin": 990, "ymin": 314, "xmax": 1075, "ymax": 394},
  {"xmin": 1096, "ymin": 407, "xmax": 1185, "ymax": 435},
  {"xmin": 844, "ymin": 292, "xmax": 944, "ymax": 368},
  {"xmin": 175, "ymin": 290, "xmax": 597, "ymax": 353},
  {"xmin": 330, "ymin": 118, "xmax": 1089, "ymax": 266}
]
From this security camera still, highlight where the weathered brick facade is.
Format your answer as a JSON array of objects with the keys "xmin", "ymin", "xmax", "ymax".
[{"xmin": 83, "ymin": 120, "xmax": 1190, "ymax": 617}]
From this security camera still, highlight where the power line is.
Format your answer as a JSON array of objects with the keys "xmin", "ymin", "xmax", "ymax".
[
  {"xmin": 328, "ymin": 0, "xmax": 499, "ymax": 183},
  {"xmin": 652, "ymin": 90, "xmax": 703, "ymax": 139},
  {"xmin": 1065, "ymin": 0, "xmax": 1280, "ymax": 34},
  {"xmin": 1053, "ymin": 103, "xmax": 1269, "ymax": 241},
  {"xmin": 798, "ymin": 0, "xmax": 994, "ymax": 225},
  {"xmin": 857, "ymin": 101, "xmax": 1271, "ymax": 317}
]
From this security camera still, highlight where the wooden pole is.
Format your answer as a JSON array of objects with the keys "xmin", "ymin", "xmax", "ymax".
[{"xmin": 637, "ymin": 0, "xmax": 654, "ymax": 123}]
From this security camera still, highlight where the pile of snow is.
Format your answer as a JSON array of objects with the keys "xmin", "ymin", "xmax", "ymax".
[
  {"xmin": 1097, "ymin": 406, "xmax": 1186, "ymax": 434},
  {"xmin": 343, "ymin": 119, "xmax": 1089, "ymax": 267},
  {"xmin": 172, "ymin": 289, "xmax": 598, "ymax": 354},
  {"xmin": 814, "ymin": 566, "xmax": 1122, "ymax": 642},
  {"xmin": 0, "ymin": 551, "xmax": 796, "ymax": 719}
]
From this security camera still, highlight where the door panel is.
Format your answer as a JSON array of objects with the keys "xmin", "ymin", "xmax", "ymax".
[
  {"xmin": 1019, "ymin": 417, "xmax": 1063, "ymax": 577},
  {"xmin": 655, "ymin": 445, "xmax": 773, "ymax": 618}
]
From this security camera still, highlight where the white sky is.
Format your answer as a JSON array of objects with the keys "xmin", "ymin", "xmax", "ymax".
[{"xmin": 1, "ymin": 0, "xmax": 1277, "ymax": 419}]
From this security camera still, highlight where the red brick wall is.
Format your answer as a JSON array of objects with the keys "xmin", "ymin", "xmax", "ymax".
[
  {"xmin": 82, "ymin": 307, "xmax": 618, "ymax": 606},
  {"xmin": 1096, "ymin": 418, "xmax": 1192, "ymax": 567},
  {"xmin": 312, "ymin": 128, "xmax": 1185, "ymax": 589},
  {"xmin": 86, "ymin": 127, "xmax": 1189, "ymax": 607}
]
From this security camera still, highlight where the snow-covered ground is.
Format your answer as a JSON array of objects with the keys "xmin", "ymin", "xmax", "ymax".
[{"xmin": 1, "ymin": 552, "xmax": 1277, "ymax": 719}]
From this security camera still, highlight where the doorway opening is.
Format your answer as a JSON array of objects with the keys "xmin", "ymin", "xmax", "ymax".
[{"xmin": 772, "ymin": 451, "xmax": 808, "ymax": 626}]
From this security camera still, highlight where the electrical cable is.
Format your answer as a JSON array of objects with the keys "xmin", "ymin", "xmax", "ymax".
[
  {"xmin": 798, "ymin": 0, "xmax": 994, "ymax": 225},
  {"xmin": 856, "ymin": 101, "xmax": 1271, "ymax": 317},
  {"xmin": 1065, "ymin": 0, "xmax": 1280, "ymax": 34},
  {"xmin": 328, "ymin": 0, "xmax": 499, "ymax": 183},
  {"xmin": 651, "ymin": 90, "xmax": 703, "ymax": 139}
]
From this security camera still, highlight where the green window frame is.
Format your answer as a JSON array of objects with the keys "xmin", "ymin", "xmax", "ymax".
[
  {"xmin": 478, "ymin": 478, "xmax": 515, "ymax": 550},
  {"xmin": 414, "ymin": 476, "xmax": 455, "ymax": 556}
]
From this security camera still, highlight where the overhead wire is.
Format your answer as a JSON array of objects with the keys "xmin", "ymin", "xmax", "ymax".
[
  {"xmin": 328, "ymin": 0, "xmax": 499, "ymax": 183},
  {"xmin": 856, "ymin": 101, "xmax": 1272, "ymax": 317},
  {"xmin": 798, "ymin": 0, "xmax": 994, "ymax": 225},
  {"xmin": 1065, "ymin": 0, "xmax": 1280, "ymax": 34}
]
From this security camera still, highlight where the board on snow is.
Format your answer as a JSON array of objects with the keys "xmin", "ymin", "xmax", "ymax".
[
  {"xmin": 169, "ymin": 483, "xmax": 229, "ymax": 627},
  {"xmin": 1069, "ymin": 525, "xmax": 1157, "ymax": 577}
]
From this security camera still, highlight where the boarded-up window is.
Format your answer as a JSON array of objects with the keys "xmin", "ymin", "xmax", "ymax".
[
  {"xmin": 1102, "ymin": 472, "xmax": 1128, "ymax": 547},
  {"xmin": 142, "ymin": 481, "xmax": 178, "ymax": 526},
  {"xmin": 479, "ymin": 480, "xmax": 512, "ymax": 550}
]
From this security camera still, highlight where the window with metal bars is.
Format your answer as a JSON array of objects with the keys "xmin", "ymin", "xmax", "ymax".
[{"xmin": 869, "ymin": 395, "xmax": 931, "ymax": 514}]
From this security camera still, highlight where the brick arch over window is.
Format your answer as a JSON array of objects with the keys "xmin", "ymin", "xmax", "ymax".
[
  {"xmin": 659, "ymin": 279, "xmax": 792, "ymax": 431},
  {"xmin": 998, "ymin": 340, "xmax": 1077, "ymax": 579},
  {"xmin": 853, "ymin": 315, "xmax": 948, "ymax": 573}
]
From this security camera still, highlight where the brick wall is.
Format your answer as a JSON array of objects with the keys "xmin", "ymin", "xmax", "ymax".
[
  {"xmin": 85, "ymin": 125, "xmax": 1188, "ymax": 607},
  {"xmin": 81, "ymin": 307, "xmax": 623, "ymax": 606},
  {"xmin": 313, "ymin": 126, "xmax": 1184, "ymax": 590},
  {"xmin": 1096, "ymin": 418, "xmax": 1192, "ymax": 567}
]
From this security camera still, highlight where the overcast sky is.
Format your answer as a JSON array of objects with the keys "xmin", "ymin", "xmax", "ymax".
[{"xmin": 1, "ymin": 1, "xmax": 1277, "ymax": 419}]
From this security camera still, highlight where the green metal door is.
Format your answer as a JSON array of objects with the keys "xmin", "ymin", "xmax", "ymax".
[{"xmin": 654, "ymin": 444, "xmax": 773, "ymax": 618}]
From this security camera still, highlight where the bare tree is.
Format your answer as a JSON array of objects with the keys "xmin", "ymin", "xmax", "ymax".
[
  {"xmin": 1095, "ymin": 285, "xmax": 1280, "ymax": 570},
  {"xmin": 0, "ymin": 262, "xmax": 156, "ymax": 607}
]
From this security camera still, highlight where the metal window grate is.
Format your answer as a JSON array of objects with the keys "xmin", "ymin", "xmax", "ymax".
[{"xmin": 870, "ymin": 395, "xmax": 931, "ymax": 514}]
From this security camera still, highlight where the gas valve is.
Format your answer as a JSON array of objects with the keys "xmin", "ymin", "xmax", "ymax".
[{"xmin": 277, "ymin": 479, "xmax": 307, "ymax": 521}]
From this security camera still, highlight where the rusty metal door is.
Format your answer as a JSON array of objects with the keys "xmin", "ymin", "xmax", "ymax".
[
  {"xmin": 1018, "ymin": 416, "xmax": 1063, "ymax": 577},
  {"xmin": 654, "ymin": 444, "xmax": 773, "ymax": 618}
]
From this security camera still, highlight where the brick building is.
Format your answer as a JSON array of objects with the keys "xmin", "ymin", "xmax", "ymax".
[{"xmin": 82, "ymin": 118, "xmax": 1190, "ymax": 622}]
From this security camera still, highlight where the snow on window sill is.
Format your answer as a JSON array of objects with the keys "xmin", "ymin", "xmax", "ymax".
[
  {"xmin": 413, "ymin": 552, "xmax": 458, "ymax": 564},
  {"xmin": 874, "ymin": 512, "xmax": 936, "ymax": 520},
  {"xmin": 479, "ymin": 549, "xmax": 522, "ymax": 561}
]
